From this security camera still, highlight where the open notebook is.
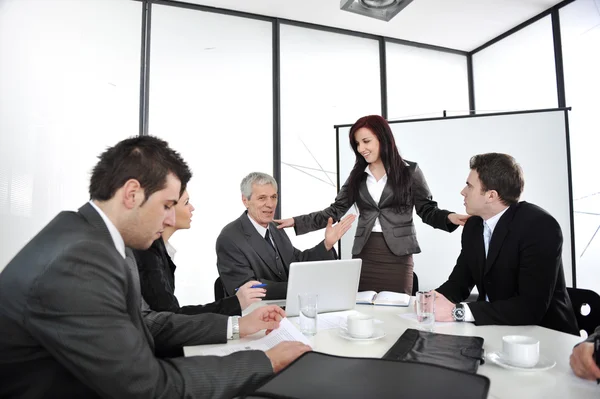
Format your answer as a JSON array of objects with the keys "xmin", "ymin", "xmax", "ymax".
[{"xmin": 356, "ymin": 291, "xmax": 410, "ymax": 307}]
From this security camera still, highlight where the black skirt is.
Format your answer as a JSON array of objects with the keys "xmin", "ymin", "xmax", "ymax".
[{"xmin": 353, "ymin": 232, "xmax": 414, "ymax": 295}]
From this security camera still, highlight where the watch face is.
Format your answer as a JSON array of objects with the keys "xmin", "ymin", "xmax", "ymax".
[{"xmin": 453, "ymin": 307, "xmax": 465, "ymax": 320}]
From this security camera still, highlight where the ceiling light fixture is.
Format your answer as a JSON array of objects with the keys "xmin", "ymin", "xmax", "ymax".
[{"xmin": 340, "ymin": 0, "xmax": 414, "ymax": 22}]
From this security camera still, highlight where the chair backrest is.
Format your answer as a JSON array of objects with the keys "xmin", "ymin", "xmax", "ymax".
[
  {"xmin": 214, "ymin": 277, "xmax": 227, "ymax": 301},
  {"xmin": 567, "ymin": 287, "xmax": 600, "ymax": 337},
  {"xmin": 412, "ymin": 272, "xmax": 419, "ymax": 296}
]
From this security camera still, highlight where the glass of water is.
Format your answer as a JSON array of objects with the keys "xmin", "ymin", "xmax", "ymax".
[
  {"xmin": 298, "ymin": 292, "xmax": 318, "ymax": 335},
  {"xmin": 416, "ymin": 291, "xmax": 435, "ymax": 331}
]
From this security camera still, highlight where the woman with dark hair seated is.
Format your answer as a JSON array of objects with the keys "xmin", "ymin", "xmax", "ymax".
[{"xmin": 133, "ymin": 190, "xmax": 265, "ymax": 315}]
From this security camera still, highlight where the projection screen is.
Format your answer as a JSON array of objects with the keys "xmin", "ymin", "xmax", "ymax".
[{"xmin": 335, "ymin": 109, "xmax": 574, "ymax": 290}]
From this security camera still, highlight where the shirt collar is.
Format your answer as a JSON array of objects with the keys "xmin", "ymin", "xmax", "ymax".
[
  {"xmin": 484, "ymin": 206, "xmax": 509, "ymax": 235},
  {"xmin": 164, "ymin": 240, "xmax": 177, "ymax": 261},
  {"xmin": 247, "ymin": 212, "xmax": 269, "ymax": 238},
  {"xmin": 364, "ymin": 165, "xmax": 387, "ymax": 182},
  {"xmin": 89, "ymin": 200, "xmax": 126, "ymax": 259}
]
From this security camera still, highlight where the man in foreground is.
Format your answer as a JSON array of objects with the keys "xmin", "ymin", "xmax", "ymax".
[{"xmin": 0, "ymin": 136, "xmax": 310, "ymax": 398}]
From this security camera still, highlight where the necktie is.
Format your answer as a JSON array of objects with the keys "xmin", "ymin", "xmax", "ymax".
[
  {"xmin": 265, "ymin": 229, "xmax": 276, "ymax": 252},
  {"xmin": 483, "ymin": 222, "xmax": 492, "ymax": 258}
]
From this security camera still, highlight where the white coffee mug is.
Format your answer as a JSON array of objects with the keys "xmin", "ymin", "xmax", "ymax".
[
  {"xmin": 501, "ymin": 335, "xmax": 540, "ymax": 368},
  {"xmin": 347, "ymin": 313, "xmax": 374, "ymax": 339}
]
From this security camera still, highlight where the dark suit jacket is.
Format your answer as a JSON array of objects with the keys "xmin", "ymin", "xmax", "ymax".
[
  {"xmin": 216, "ymin": 211, "xmax": 337, "ymax": 299},
  {"xmin": 436, "ymin": 201, "xmax": 579, "ymax": 335},
  {"xmin": 0, "ymin": 203, "xmax": 272, "ymax": 399},
  {"xmin": 585, "ymin": 326, "xmax": 600, "ymax": 343},
  {"xmin": 133, "ymin": 238, "xmax": 241, "ymax": 316},
  {"xmin": 294, "ymin": 161, "xmax": 457, "ymax": 256}
]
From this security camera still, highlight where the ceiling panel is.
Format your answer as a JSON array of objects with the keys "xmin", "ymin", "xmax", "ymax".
[{"xmin": 177, "ymin": 0, "xmax": 564, "ymax": 51}]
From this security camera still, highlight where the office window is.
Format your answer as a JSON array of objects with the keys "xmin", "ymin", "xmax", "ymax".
[
  {"xmin": 386, "ymin": 42, "xmax": 469, "ymax": 120},
  {"xmin": 473, "ymin": 15, "xmax": 557, "ymax": 112},
  {"xmin": 0, "ymin": 0, "xmax": 141, "ymax": 270},
  {"xmin": 279, "ymin": 24, "xmax": 381, "ymax": 250},
  {"xmin": 149, "ymin": 4, "xmax": 273, "ymax": 305},
  {"xmin": 560, "ymin": 0, "xmax": 600, "ymax": 290}
]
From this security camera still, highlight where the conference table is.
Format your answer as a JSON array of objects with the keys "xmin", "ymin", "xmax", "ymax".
[{"xmin": 185, "ymin": 301, "xmax": 598, "ymax": 399}]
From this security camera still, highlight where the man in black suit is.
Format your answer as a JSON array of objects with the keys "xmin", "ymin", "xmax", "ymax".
[
  {"xmin": 0, "ymin": 136, "xmax": 310, "ymax": 398},
  {"xmin": 216, "ymin": 172, "xmax": 356, "ymax": 299},
  {"xmin": 434, "ymin": 153, "xmax": 579, "ymax": 335}
]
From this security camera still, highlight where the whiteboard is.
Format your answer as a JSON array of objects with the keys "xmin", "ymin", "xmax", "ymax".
[{"xmin": 336, "ymin": 109, "xmax": 573, "ymax": 290}]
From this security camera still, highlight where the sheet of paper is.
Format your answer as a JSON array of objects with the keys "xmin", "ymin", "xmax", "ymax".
[
  {"xmin": 193, "ymin": 318, "xmax": 310, "ymax": 357},
  {"xmin": 288, "ymin": 310, "xmax": 383, "ymax": 331}
]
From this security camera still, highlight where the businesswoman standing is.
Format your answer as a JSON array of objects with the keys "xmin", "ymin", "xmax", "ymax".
[
  {"xmin": 276, "ymin": 115, "xmax": 468, "ymax": 295},
  {"xmin": 133, "ymin": 190, "xmax": 265, "ymax": 315}
]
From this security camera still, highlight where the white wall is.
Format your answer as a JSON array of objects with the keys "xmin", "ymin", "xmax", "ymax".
[
  {"xmin": 148, "ymin": 4, "xmax": 273, "ymax": 306},
  {"xmin": 279, "ymin": 24, "xmax": 381, "ymax": 253},
  {"xmin": 560, "ymin": 0, "xmax": 600, "ymax": 290},
  {"xmin": 386, "ymin": 42, "xmax": 470, "ymax": 120},
  {"xmin": 0, "ymin": 0, "xmax": 141, "ymax": 271},
  {"xmin": 473, "ymin": 15, "xmax": 558, "ymax": 112}
]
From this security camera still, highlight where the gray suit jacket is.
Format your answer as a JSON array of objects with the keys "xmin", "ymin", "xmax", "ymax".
[
  {"xmin": 0, "ymin": 203, "xmax": 272, "ymax": 399},
  {"xmin": 294, "ymin": 161, "xmax": 457, "ymax": 256},
  {"xmin": 216, "ymin": 212, "xmax": 337, "ymax": 299}
]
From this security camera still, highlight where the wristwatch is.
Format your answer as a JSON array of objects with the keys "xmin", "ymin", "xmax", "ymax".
[
  {"xmin": 231, "ymin": 316, "xmax": 240, "ymax": 340},
  {"xmin": 452, "ymin": 303, "xmax": 466, "ymax": 322}
]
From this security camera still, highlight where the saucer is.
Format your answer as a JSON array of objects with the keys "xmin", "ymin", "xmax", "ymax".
[
  {"xmin": 487, "ymin": 351, "xmax": 556, "ymax": 371},
  {"xmin": 338, "ymin": 327, "xmax": 386, "ymax": 341}
]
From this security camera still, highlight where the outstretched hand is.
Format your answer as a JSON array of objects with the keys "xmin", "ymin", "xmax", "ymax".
[
  {"xmin": 448, "ymin": 213, "xmax": 471, "ymax": 226},
  {"xmin": 324, "ymin": 214, "xmax": 356, "ymax": 250},
  {"xmin": 274, "ymin": 218, "xmax": 295, "ymax": 229},
  {"xmin": 239, "ymin": 305, "xmax": 285, "ymax": 338}
]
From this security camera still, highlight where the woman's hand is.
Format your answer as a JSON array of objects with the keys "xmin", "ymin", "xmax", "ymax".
[
  {"xmin": 448, "ymin": 213, "xmax": 470, "ymax": 226},
  {"xmin": 236, "ymin": 280, "xmax": 266, "ymax": 310},
  {"xmin": 274, "ymin": 218, "xmax": 295, "ymax": 229}
]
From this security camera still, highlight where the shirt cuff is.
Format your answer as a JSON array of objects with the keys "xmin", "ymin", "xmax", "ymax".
[
  {"xmin": 462, "ymin": 302, "xmax": 475, "ymax": 322},
  {"xmin": 227, "ymin": 317, "xmax": 233, "ymax": 339}
]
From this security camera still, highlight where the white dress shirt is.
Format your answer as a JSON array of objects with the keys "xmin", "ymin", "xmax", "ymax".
[
  {"xmin": 89, "ymin": 201, "xmax": 234, "ymax": 338},
  {"xmin": 462, "ymin": 206, "xmax": 509, "ymax": 322},
  {"xmin": 89, "ymin": 201, "xmax": 126, "ymax": 259},
  {"xmin": 364, "ymin": 165, "xmax": 388, "ymax": 233},
  {"xmin": 164, "ymin": 241, "xmax": 177, "ymax": 261},
  {"xmin": 247, "ymin": 213, "xmax": 276, "ymax": 248}
]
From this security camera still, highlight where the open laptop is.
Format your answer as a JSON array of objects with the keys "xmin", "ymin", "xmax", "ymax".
[{"xmin": 283, "ymin": 259, "xmax": 362, "ymax": 317}]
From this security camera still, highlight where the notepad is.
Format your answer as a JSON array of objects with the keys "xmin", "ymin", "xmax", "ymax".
[{"xmin": 356, "ymin": 291, "xmax": 410, "ymax": 307}]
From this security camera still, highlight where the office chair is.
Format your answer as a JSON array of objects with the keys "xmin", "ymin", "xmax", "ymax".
[
  {"xmin": 412, "ymin": 272, "xmax": 419, "ymax": 296},
  {"xmin": 567, "ymin": 287, "xmax": 600, "ymax": 337},
  {"xmin": 214, "ymin": 277, "xmax": 227, "ymax": 301}
]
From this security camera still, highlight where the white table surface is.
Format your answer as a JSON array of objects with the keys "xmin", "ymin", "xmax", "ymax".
[{"xmin": 184, "ymin": 301, "xmax": 599, "ymax": 399}]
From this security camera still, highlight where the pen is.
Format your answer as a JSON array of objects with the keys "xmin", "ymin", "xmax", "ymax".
[{"xmin": 235, "ymin": 283, "xmax": 267, "ymax": 292}]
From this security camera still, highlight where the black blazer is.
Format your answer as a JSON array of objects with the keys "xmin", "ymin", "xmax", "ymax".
[
  {"xmin": 133, "ymin": 238, "xmax": 241, "ymax": 316},
  {"xmin": 436, "ymin": 202, "xmax": 579, "ymax": 336},
  {"xmin": 216, "ymin": 212, "xmax": 337, "ymax": 299},
  {"xmin": 294, "ymin": 161, "xmax": 457, "ymax": 256},
  {"xmin": 0, "ymin": 203, "xmax": 273, "ymax": 398}
]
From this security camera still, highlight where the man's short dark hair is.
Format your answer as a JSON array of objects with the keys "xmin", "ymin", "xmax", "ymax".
[
  {"xmin": 469, "ymin": 153, "xmax": 524, "ymax": 206},
  {"xmin": 89, "ymin": 136, "xmax": 192, "ymax": 203}
]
